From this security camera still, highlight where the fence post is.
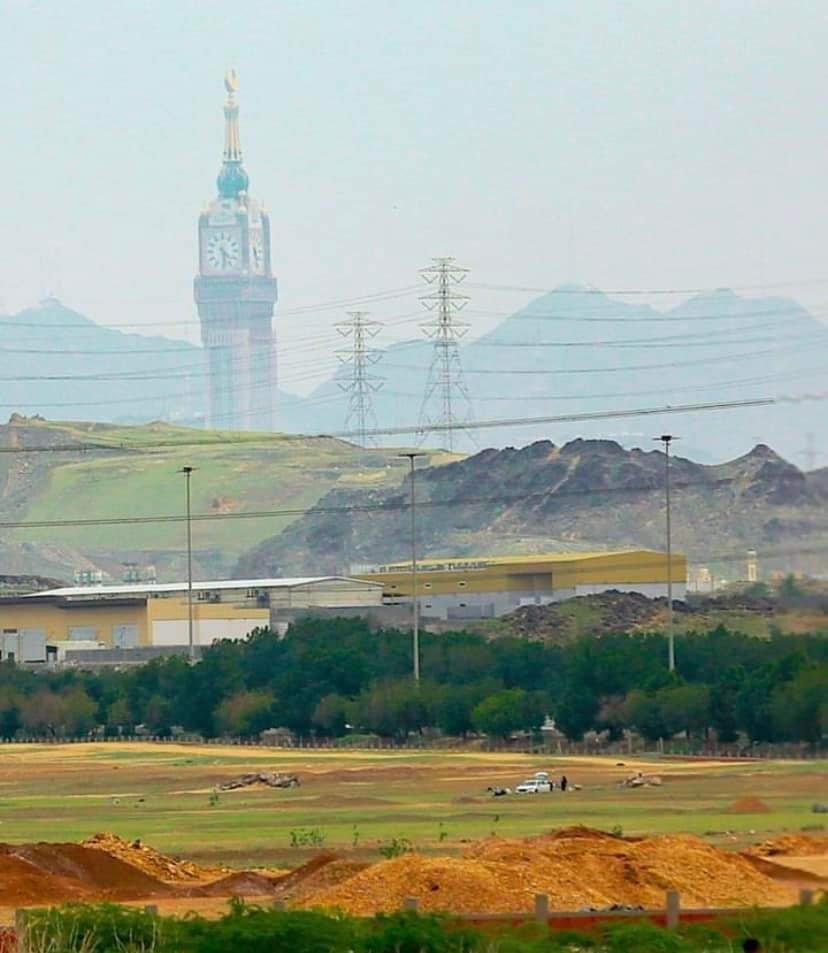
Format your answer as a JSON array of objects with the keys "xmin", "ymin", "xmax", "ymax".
[
  {"xmin": 665, "ymin": 890, "xmax": 680, "ymax": 929},
  {"xmin": 799, "ymin": 888, "xmax": 814, "ymax": 906},
  {"xmin": 403, "ymin": 897, "xmax": 419, "ymax": 912},
  {"xmin": 534, "ymin": 894, "xmax": 550, "ymax": 923}
]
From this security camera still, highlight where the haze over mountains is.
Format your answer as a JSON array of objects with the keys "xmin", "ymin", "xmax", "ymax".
[
  {"xmin": 3, "ymin": 286, "xmax": 826, "ymax": 466},
  {"xmin": 293, "ymin": 287, "xmax": 828, "ymax": 464}
]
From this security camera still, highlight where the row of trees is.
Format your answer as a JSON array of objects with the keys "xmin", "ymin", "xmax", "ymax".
[{"xmin": 0, "ymin": 620, "xmax": 825, "ymax": 743}]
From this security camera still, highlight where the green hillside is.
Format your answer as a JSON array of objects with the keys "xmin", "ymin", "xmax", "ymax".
[{"xmin": 1, "ymin": 418, "xmax": 450, "ymax": 579}]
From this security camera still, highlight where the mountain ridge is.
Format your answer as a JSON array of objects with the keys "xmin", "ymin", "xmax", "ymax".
[{"xmin": 234, "ymin": 438, "xmax": 828, "ymax": 580}]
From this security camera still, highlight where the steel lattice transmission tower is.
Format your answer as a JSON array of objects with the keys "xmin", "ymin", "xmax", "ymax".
[
  {"xmin": 417, "ymin": 257, "xmax": 474, "ymax": 450},
  {"xmin": 335, "ymin": 311, "xmax": 384, "ymax": 446}
]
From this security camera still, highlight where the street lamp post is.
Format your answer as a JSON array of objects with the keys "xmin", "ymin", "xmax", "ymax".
[
  {"xmin": 398, "ymin": 452, "xmax": 426, "ymax": 682},
  {"xmin": 655, "ymin": 435, "xmax": 676, "ymax": 672},
  {"xmin": 179, "ymin": 466, "xmax": 196, "ymax": 663}
]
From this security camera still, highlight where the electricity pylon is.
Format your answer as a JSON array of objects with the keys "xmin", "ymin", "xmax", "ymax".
[
  {"xmin": 417, "ymin": 257, "xmax": 474, "ymax": 451},
  {"xmin": 335, "ymin": 311, "xmax": 384, "ymax": 446}
]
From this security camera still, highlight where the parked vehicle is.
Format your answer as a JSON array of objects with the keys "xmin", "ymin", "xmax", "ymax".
[{"xmin": 515, "ymin": 771, "xmax": 553, "ymax": 793}]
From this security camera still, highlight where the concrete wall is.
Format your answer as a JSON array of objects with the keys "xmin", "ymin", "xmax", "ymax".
[{"xmin": 151, "ymin": 617, "xmax": 266, "ymax": 647}]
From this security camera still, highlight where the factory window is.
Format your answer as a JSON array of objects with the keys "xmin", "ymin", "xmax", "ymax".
[
  {"xmin": 459, "ymin": 602, "xmax": 467, "ymax": 608},
  {"xmin": 425, "ymin": 603, "xmax": 432, "ymax": 609}
]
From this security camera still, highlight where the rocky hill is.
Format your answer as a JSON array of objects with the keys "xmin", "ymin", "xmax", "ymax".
[{"xmin": 235, "ymin": 438, "xmax": 828, "ymax": 580}]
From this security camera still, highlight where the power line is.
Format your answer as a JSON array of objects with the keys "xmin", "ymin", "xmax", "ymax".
[
  {"xmin": 417, "ymin": 257, "xmax": 475, "ymax": 451},
  {"xmin": 467, "ymin": 277, "xmax": 828, "ymax": 296},
  {"xmin": 0, "ymin": 393, "xmax": 785, "ymax": 456},
  {"xmin": 383, "ymin": 338, "xmax": 823, "ymax": 377},
  {"xmin": 335, "ymin": 311, "xmax": 384, "ymax": 447},
  {"xmin": 0, "ymin": 475, "xmax": 753, "ymax": 529}
]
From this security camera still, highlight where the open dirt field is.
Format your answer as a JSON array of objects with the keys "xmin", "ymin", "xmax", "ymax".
[
  {"xmin": 0, "ymin": 743, "xmax": 824, "ymax": 865},
  {"xmin": 0, "ymin": 743, "xmax": 823, "ymax": 920}
]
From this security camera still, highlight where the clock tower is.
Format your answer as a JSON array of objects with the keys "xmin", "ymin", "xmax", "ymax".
[{"xmin": 194, "ymin": 71, "xmax": 278, "ymax": 431}]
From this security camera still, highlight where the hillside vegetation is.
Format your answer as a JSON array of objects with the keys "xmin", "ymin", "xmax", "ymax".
[{"xmin": 0, "ymin": 417, "xmax": 451, "ymax": 580}]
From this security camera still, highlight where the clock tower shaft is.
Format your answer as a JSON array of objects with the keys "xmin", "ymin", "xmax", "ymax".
[{"xmin": 194, "ymin": 72, "xmax": 278, "ymax": 431}]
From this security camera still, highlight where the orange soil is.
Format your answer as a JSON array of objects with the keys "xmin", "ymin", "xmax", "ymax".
[
  {"xmin": 301, "ymin": 827, "xmax": 794, "ymax": 915},
  {"xmin": 745, "ymin": 834, "xmax": 828, "ymax": 857},
  {"xmin": 727, "ymin": 796, "xmax": 772, "ymax": 814}
]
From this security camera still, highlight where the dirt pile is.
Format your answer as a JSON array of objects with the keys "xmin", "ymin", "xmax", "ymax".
[
  {"xmin": 302, "ymin": 827, "xmax": 793, "ymax": 915},
  {"xmin": 727, "ymin": 797, "xmax": 772, "ymax": 814},
  {"xmin": 198, "ymin": 872, "xmax": 283, "ymax": 897},
  {"xmin": 82, "ymin": 832, "xmax": 226, "ymax": 883},
  {"xmin": 273, "ymin": 853, "xmax": 370, "ymax": 903},
  {"xmin": 0, "ymin": 842, "xmax": 172, "ymax": 907},
  {"xmin": 745, "ymin": 834, "xmax": 828, "ymax": 857}
]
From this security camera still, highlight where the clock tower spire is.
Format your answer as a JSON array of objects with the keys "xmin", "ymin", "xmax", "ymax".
[{"xmin": 194, "ymin": 71, "xmax": 278, "ymax": 431}]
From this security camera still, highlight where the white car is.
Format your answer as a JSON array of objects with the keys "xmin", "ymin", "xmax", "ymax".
[{"xmin": 515, "ymin": 777, "xmax": 553, "ymax": 794}]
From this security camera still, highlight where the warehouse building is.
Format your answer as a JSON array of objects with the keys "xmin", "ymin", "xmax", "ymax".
[
  {"xmin": 355, "ymin": 549, "xmax": 686, "ymax": 620},
  {"xmin": 0, "ymin": 576, "xmax": 384, "ymax": 662}
]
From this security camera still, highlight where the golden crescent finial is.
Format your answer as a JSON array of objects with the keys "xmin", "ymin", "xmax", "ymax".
[{"xmin": 224, "ymin": 69, "xmax": 239, "ymax": 95}]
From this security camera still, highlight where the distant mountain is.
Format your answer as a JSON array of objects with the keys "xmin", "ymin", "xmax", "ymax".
[
  {"xmin": 282, "ymin": 287, "xmax": 828, "ymax": 465},
  {"xmin": 234, "ymin": 438, "xmax": 828, "ymax": 580},
  {"xmin": 0, "ymin": 299, "xmax": 204, "ymax": 423}
]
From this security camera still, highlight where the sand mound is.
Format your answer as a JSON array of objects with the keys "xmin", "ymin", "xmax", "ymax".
[
  {"xmin": 745, "ymin": 834, "xmax": 828, "ymax": 857},
  {"xmin": 302, "ymin": 828, "xmax": 792, "ymax": 915},
  {"xmin": 0, "ymin": 842, "xmax": 172, "ymax": 906},
  {"xmin": 82, "ymin": 832, "xmax": 226, "ymax": 883},
  {"xmin": 727, "ymin": 796, "xmax": 772, "ymax": 814}
]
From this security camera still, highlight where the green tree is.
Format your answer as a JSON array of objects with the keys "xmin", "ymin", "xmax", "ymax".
[
  {"xmin": 105, "ymin": 697, "xmax": 133, "ymax": 733},
  {"xmin": 20, "ymin": 690, "xmax": 63, "ymax": 736},
  {"xmin": 709, "ymin": 668, "xmax": 743, "ymax": 743},
  {"xmin": 656, "ymin": 684, "xmax": 711, "ymax": 738},
  {"xmin": 312, "ymin": 694, "xmax": 351, "ymax": 737},
  {"xmin": 622, "ymin": 689, "xmax": 670, "ymax": 742},
  {"xmin": 0, "ymin": 688, "xmax": 22, "ymax": 740},
  {"xmin": 216, "ymin": 691, "xmax": 277, "ymax": 737},
  {"xmin": 62, "ymin": 689, "xmax": 98, "ymax": 736},
  {"xmin": 556, "ymin": 685, "xmax": 600, "ymax": 741},
  {"xmin": 771, "ymin": 667, "xmax": 828, "ymax": 743},
  {"xmin": 471, "ymin": 688, "xmax": 543, "ymax": 738},
  {"xmin": 351, "ymin": 679, "xmax": 431, "ymax": 739}
]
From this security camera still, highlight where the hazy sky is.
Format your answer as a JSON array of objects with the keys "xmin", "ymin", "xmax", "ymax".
[{"xmin": 4, "ymin": 0, "xmax": 828, "ymax": 394}]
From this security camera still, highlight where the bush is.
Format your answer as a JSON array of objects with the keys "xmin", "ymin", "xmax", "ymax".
[
  {"xmin": 20, "ymin": 898, "xmax": 828, "ymax": 953},
  {"xmin": 23, "ymin": 903, "xmax": 161, "ymax": 952}
]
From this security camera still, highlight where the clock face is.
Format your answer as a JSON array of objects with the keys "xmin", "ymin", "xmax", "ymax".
[
  {"xmin": 249, "ymin": 233, "xmax": 265, "ymax": 274},
  {"xmin": 205, "ymin": 231, "xmax": 241, "ymax": 272}
]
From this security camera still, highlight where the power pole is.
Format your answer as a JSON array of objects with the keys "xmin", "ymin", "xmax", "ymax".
[
  {"xmin": 398, "ymin": 451, "xmax": 426, "ymax": 682},
  {"xmin": 655, "ymin": 435, "xmax": 676, "ymax": 673},
  {"xmin": 417, "ymin": 257, "xmax": 474, "ymax": 451},
  {"xmin": 335, "ymin": 311, "xmax": 384, "ymax": 447},
  {"xmin": 179, "ymin": 466, "xmax": 196, "ymax": 663}
]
